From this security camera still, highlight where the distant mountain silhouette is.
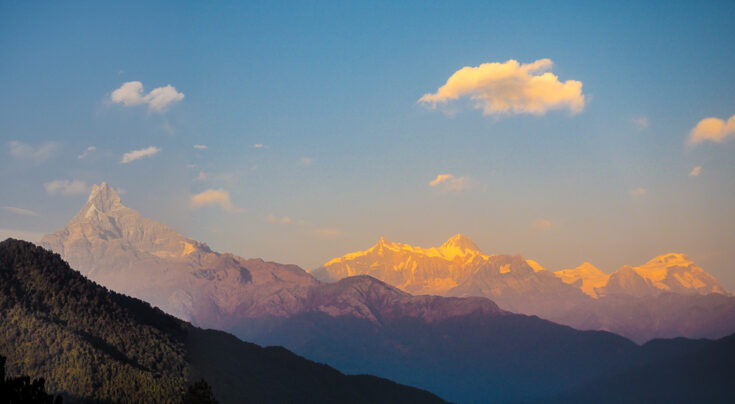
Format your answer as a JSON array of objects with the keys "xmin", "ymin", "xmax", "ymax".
[
  {"xmin": 0, "ymin": 239, "xmax": 445, "ymax": 403},
  {"xmin": 540, "ymin": 334, "xmax": 735, "ymax": 403}
]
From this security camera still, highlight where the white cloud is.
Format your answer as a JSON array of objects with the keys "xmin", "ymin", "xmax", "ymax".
[
  {"xmin": 252, "ymin": 143, "xmax": 267, "ymax": 149},
  {"xmin": 0, "ymin": 206, "xmax": 39, "ymax": 216},
  {"xmin": 8, "ymin": 140, "xmax": 59, "ymax": 162},
  {"xmin": 193, "ymin": 144, "xmax": 208, "ymax": 150},
  {"xmin": 299, "ymin": 157, "xmax": 314, "ymax": 166},
  {"xmin": 266, "ymin": 214, "xmax": 292, "ymax": 225},
  {"xmin": 120, "ymin": 146, "xmax": 160, "ymax": 164},
  {"xmin": 110, "ymin": 81, "xmax": 184, "ymax": 113},
  {"xmin": 44, "ymin": 179, "xmax": 90, "ymax": 196},
  {"xmin": 689, "ymin": 166, "xmax": 702, "ymax": 177},
  {"xmin": 429, "ymin": 173, "xmax": 471, "ymax": 192},
  {"xmin": 630, "ymin": 187, "xmax": 646, "ymax": 197},
  {"xmin": 419, "ymin": 59, "xmax": 585, "ymax": 116},
  {"xmin": 688, "ymin": 114, "xmax": 735, "ymax": 145},
  {"xmin": 191, "ymin": 189, "xmax": 237, "ymax": 212},
  {"xmin": 78, "ymin": 145, "xmax": 96, "ymax": 159}
]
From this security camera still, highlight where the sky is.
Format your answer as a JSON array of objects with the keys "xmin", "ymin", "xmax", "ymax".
[{"xmin": 1, "ymin": 1, "xmax": 734, "ymax": 288}]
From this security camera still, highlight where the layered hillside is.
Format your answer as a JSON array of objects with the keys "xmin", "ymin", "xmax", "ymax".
[
  {"xmin": 543, "ymin": 333, "xmax": 735, "ymax": 403},
  {"xmin": 0, "ymin": 239, "xmax": 445, "ymax": 403}
]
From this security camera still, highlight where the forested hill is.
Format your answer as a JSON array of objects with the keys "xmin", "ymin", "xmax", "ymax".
[{"xmin": 0, "ymin": 239, "xmax": 445, "ymax": 403}]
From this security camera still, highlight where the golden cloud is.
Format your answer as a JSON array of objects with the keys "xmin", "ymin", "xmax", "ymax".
[
  {"xmin": 429, "ymin": 174, "xmax": 471, "ymax": 192},
  {"xmin": 419, "ymin": 59, "xmax": 585, "ymax": 116},
  {"xmin": 688, "ymin": 114, "xmax": 735, "ymax": 145},
  {"xmin": 191, "ymin": 189, "xmax": 237, "ymax": 212}
]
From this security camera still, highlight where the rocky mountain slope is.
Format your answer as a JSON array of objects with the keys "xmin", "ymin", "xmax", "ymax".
[
  {"xmin": 0, "ymin": 239, "xmax": 445, "ymax": 403},
  {"xmin": 41, "ymin": 183, "xmax": 318, "ymax": 326}
]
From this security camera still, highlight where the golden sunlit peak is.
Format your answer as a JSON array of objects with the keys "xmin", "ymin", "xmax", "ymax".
[
  {"xmin": 646, "ymin": 253, "xmax": 692, "ymax": 266},
  {"xmin": 440, "ymin": 234, "xmax": 480, "ymax": 253},
  {"xmin": 526, "ymin": 259, "xmax": 546, "ymax": 272}
]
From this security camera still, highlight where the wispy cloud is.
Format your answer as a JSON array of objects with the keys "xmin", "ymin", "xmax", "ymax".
[
  {"xmin": 313, "ymin": 228, "xmax": 341, "ymax": 239},
  {"xmin": 630, "ymin": 187, "xmax": 647, "ymax": 197},
  {"xmin": 266, "ymin": 214, "xmax": 292, "ymax": 225},
  {"xmin": 1, "ymin": 206, "xmax": 39, "ymax": 217},
  {"xmin": 193, "ymin": 144, "xmax": 208, "ymax": 150},
  {"xmin": 193, "ymin": 171, "xmax": 208, "ymax": 182},
  {"xmin": 265, "ymin": 214, "xmax": 342, "ymax": 239},
  {"xmin": 533, "ymin": 218, "xmax": 553, "ymax": 231},
  {"xmin": 429, "ymin": 173, "xmax": 471, "ymax": 192},
  {"xmin": 191, "ymin": 188, "xmax": 238, "ymax": 212},
  {"xmin": 632, "ymin": 116, "xmax": 649, "ymax": 130},
  {"xmin": 689, "ymin": 166, "xmax": 702, "ymax": 177},
  {"xmin": 120, "ymin": 146, "xmax": 160, "ymax": 164},
  {"xmin": 78, "ymin": 145, "xmax": 96, "ymax": 159},
  {"xmin": 298, "ymin": 157, "xmax": 314, "ymax": 166},
  {"xmin": 162, "ymin": 121, "xmax": 176, "ymax": 135},
  {"xmin": 110, "ymin": 81, "xmax": 184, "ymax": 113},
  {"xmin": 44, "ymin": 179, "xmax": 90, "ymax": 196},
  {"xmin": 252, "ymin": 143, "xmax": 268, "ymax": 149},
  {"xmin": 8, "ymin": 140, "xmax": 59, "ymax": 162},
  {"xmin": 688, "ymin": 114, "xmax": 735, "ymax": 145},
  {"xmin": 419, "ymin": 59, "xmax": 585, "ymax": 117}
]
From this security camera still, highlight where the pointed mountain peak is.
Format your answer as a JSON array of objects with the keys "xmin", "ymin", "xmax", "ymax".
[
  {"xmin": 577, "ymin": 262, "xmax": 604, "ymax": 274},
  {"xmin": 86, "ymin": 182, "xmax": 123, "ymax": 213},
  {"xmin": 374, "ymin": 236, "xmax": 393, "ymax": 250},
  {"xmin": 441, "ymin": 234, "xmax": 480, "ymax": 253}
]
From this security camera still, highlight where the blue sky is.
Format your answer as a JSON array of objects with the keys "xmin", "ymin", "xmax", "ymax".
[{"xmin": 1, "ymin": 1, "xmax": 734, "ymax": 287}]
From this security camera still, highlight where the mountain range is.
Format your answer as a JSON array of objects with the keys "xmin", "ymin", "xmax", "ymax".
[
  {"xmin": 33, "ymin": 183, "xmax": 735, "ymax": 402},
  {"xmin": 314, "ymin": 234, "xmax": 735, "ymax": 342},
  {"xmin": 4, "ymin": 239, "xmax": 735, "ymax": 403},
  {"xmin": 0, "ymin": 239, "xmax": 446, "ymax": 403}
]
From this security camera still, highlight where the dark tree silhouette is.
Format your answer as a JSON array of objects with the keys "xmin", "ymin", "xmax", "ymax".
[
  {"xmin": 182, "ymin": 379, "xmax": 218, "ymax": 404},
  {"xmin": 0, "ymin": 355, "xmax": 62, "ymax": 404}
]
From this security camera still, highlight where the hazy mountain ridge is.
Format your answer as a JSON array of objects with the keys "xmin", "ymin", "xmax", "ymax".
[
  {"xmin": 540, "ymin": 333, "xmax": 735, "ymax": 403},
  {"xmin": 0, "ymin": 239, "xmax": 446, "ymax": 403}
]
